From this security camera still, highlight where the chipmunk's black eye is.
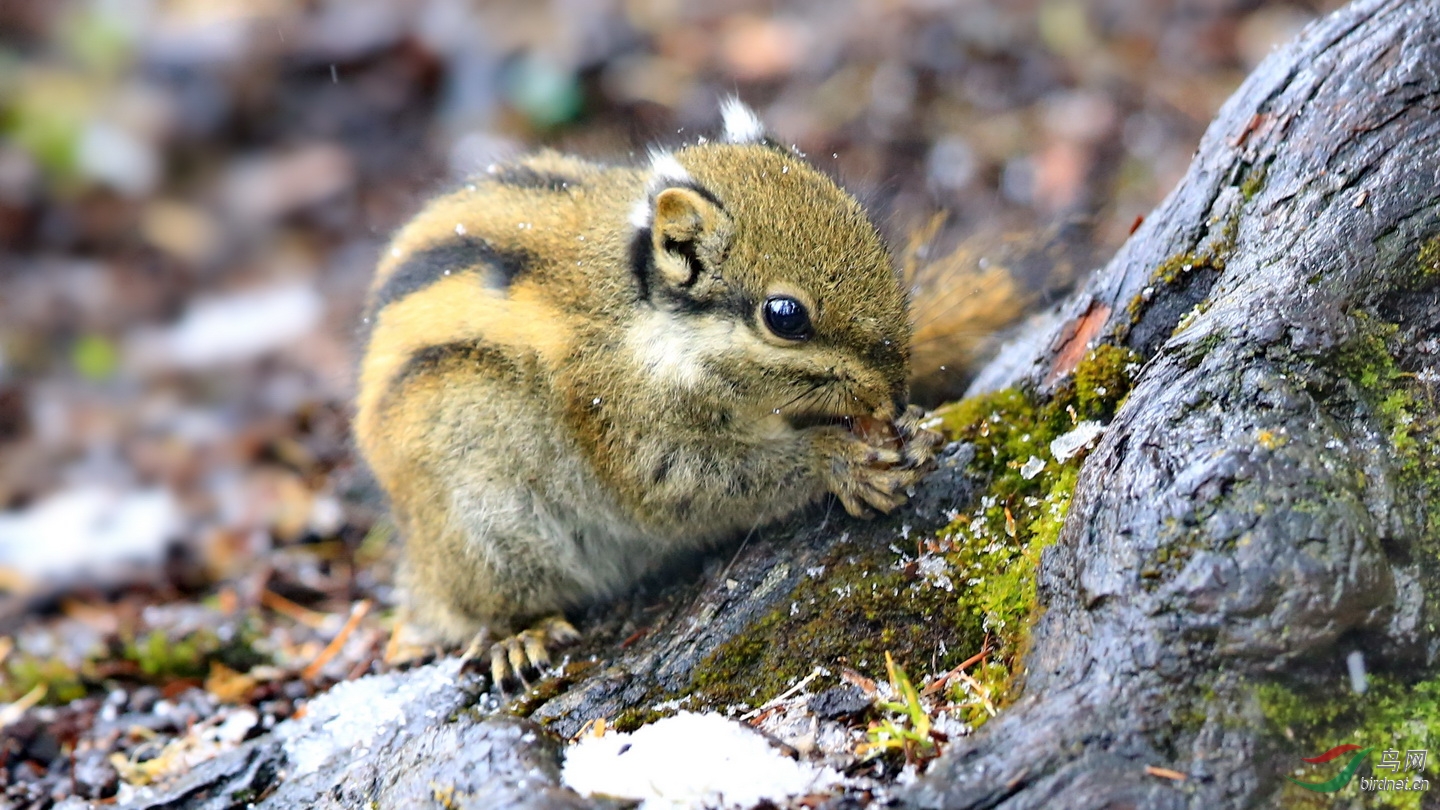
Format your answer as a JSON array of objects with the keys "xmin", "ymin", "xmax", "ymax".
[{"xmin": 762, "ymin": 296, "xmax": 812, "ymax": 340}]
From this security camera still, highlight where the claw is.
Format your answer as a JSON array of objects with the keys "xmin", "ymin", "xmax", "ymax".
[
  {"xmin": 468, "ymin": 615, "xmax": 582, "ymax": 691},
  {"xmin": 490, "ymin": 642, "xmax": 510, "ymax": 687},
  {"xmin": 522, "ymin": 632, "xmax": 551, "ymax": 669},
  {"xmin": 459, "ymin": 628, "xmax": 495, "ymax": 674},
  {"xmin": 538, "ymin": 615, "xmax": 583, "ymax": 646},
  {"xmin": 505, "ymin": 636, "xmax": 528, "ymax": 684},
  {"xmin": 838, "ymin": 491, "xmax": 873, "ymax": 519},
  {"xmin": 895, "ymin": 405, "xmax": 943, "ymax": 471}
]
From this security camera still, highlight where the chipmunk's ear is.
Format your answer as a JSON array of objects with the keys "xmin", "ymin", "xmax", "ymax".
[
  {"xmin": 630, "ymin": 151, "xmax": 732, "ymax": 292},
  {"xmin": 650, "ymin": 185, "xmax": 728, "ymax": 288}
]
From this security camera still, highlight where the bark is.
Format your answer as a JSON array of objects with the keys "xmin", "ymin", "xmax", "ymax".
[{"xmin": 121, "ymin": 0, "xmax": 1440, "ymax": 806}]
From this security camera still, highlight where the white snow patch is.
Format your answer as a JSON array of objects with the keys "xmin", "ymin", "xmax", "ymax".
[
  {"xmin": 1019, "ymin": 455, "xmax": 1046, "ymax": 480},
  {"xmin": 276, "ymin": 659, "xmax": 465, "ymax": 777},
  {"xmin": 1346, "ymin": 650, "xmax": 1368, "ymax": 694},
  {"xmin": 278, "ymin": 674, "xmax": 405, "ymax": 776},
  {"xmin": 650, "ymin": 695, "xmax": 694, "ymax": 713},
  {"xmin": 127, "ymin": 282, "xmax": 323, "ymax": 371},
  {"xmin": 915, "ymin": 554, "xmax": 954, "ymax": 592},
  {"xmin": 1049, "ymin": 420, "xmax": 1106, "ymax": 462},
  {"xmin": 79, "ymin": 122, "xmax": 159, "ymax": 196},
  {"xmin": 0, "ymin": 486, "xmax": 180, "ymax": 583},
  {"xmin": 562, "ymin": 711, "xmax": 839, "ymax": 809}
]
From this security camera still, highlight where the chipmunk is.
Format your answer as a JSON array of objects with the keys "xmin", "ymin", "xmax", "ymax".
[{"xmin": 355, "ymin": 100, "xmax": 952, "ymax": 686}]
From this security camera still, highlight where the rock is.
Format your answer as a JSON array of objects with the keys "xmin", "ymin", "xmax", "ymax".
[
  {"xmin": 807, "ymin": 685, "xmax": 872, "ymax": 721},
  {"xmin": 73, "ymin": 749, "xmax": 120, "ymax": 800},
  {"xmin": 118, "ymin": 660, "xmax": 591, "ymax": 809}
]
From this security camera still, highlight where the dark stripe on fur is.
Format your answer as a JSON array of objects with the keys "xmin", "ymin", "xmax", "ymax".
[
  {"xmin": 629, "ymin": 227, "xmax": 653, "ymax": 303},
  {"xmin": 368, "ymin": 238, "xmax": 530, "ymax": 320},
  {"xmin": 492, "ymin": 165, "xmax": 581, "ymax": 192},
  {"xmin": 672, "ymin": 180, "xmax": 726, "ymax": 213},
  {"xmin": 654, "ymin": 287, "xmax": 752, "ymax": 321},
  {"xmin": 380, "ymin": 338, "xmax": 526, "ymax": 415},
  {"xmin": 400, "ymin": 339, "xmax": 522, "ymax": 382}
]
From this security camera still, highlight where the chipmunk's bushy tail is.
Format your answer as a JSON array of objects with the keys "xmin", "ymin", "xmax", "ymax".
[{"xmin": 901, "ymin": 215, "xmax": 1094, "ymax": 406}]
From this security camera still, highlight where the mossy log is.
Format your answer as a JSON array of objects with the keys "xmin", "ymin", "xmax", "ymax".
[
  {"xmin": 123, "ymin": 0, "xmax": 1439, "ymax": 806},
  {"xmin": 908, "ymin": 0, "xmax": 1440, "ymax": 806}
]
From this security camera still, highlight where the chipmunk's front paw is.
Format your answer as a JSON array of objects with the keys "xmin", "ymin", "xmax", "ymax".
[
  {"xmin": 825, "ymin": 408, "xmax": 943, "ymax": 518},
  {"xmin": 460, "ymin": 615, "xmax": 581, "ymax": 691},
  {"xmin": 895, "ymin": 404, "xmax": 945, "ymax": 470}
]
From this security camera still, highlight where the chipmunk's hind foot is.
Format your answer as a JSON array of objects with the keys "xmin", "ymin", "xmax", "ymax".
[{"xmin": 460, "ymin": 615, "xmax": 581, "ymax": 691}]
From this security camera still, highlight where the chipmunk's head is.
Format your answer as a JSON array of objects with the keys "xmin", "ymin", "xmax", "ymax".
[{"xmin": 625, "ymin": 100, "xmax": 911, "ymax": 427}]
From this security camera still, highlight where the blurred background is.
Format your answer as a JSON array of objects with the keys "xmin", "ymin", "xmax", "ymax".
[{"xmin": 0, "ymin": 0, "xmax": 1343, "ymax": 803}]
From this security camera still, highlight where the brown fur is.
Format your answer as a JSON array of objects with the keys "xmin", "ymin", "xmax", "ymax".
[{"xmin": 356, "ymin": 120, "xmax": 940, "ymax": 644}]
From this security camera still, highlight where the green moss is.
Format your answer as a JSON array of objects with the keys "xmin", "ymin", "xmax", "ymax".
[
  {"xmin": 122, "ymin": 623, "xmax": 266, "ymax": 681},
  {"xmin": 2, "ymin": 653, "xmax": 87, "ymax": 704},
  {"xmin": 922, "ymin": 346, "xmax": 1137, "ymax": 709},
  {"xmin": 1189, "ymin": 329, "xmax": 1226, "ymax": 362},
  {"xmin": 692, "ymin": 532, "xmax": 983, "ymax": 710},
  {"xmin": 3, "ymin": 621, "xmax": 262, "ymax": 705},
  {"xmin": 934, "ymin": 408, "xmax": 1081, "ymax": 708},
  {"xmin": 72, "ymin": 333, "xmax": 119, "ymax": 381},
  {"xmin": 1125, "ymin": 251, "xmax": 1227, "ymax": 325},
  {"xmin": 1123, "ymin": 172, "xmax": 1250, "ymax": 334},
  {"xmin": 1295, "ymin": 313, "xmax": 1440, "ymax": 803},
  {"xmin": 1332, "ymin": 312, "xmax": 1439, "ymax": 538},
  {"xmin": 1414, "ymin": 235, "xmax": 1440, "ymax": 287},
  {"xmin": 1239, "ymin": 162, "xmax": 1268, "ymax": 202},
  {"xmin": 1156, "ymin": 252, "xmax": 1222, "ymax": 286},
  {"xmin": 611, "ymin": 706, "xmax": 672, "ymax": 733},
  {"xmin": 123, "ymin": 629, "xmax": 206, "ymax": 680},
  {"xmin": 506, "ymin": 659, "xmax": 601, "ymax": 719},
  {"xmin": 1074, "ymin": 344, "xmax": 1140, "ymax": 421},
  {"xmin": 1260, "ymin": 675, "xmax": 1440, "ymax": 809},
  {"xmin": 945, "ymin": 464, "xmax": 1077, "ymax": 657},
  {"xmin": 1334, "ymin": 314, "xmax": 1400, "ymax": 392}
]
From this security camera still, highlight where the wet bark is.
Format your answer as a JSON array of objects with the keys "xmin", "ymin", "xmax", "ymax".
[{"xmin": 909, "ymin": 0, "xmax": 1440, "ymax": 806}]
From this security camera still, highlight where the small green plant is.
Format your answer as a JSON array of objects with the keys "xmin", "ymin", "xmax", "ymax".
[{"xmin": 859, "ymin": 652, "xmax": 939, "ymax": 765}]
